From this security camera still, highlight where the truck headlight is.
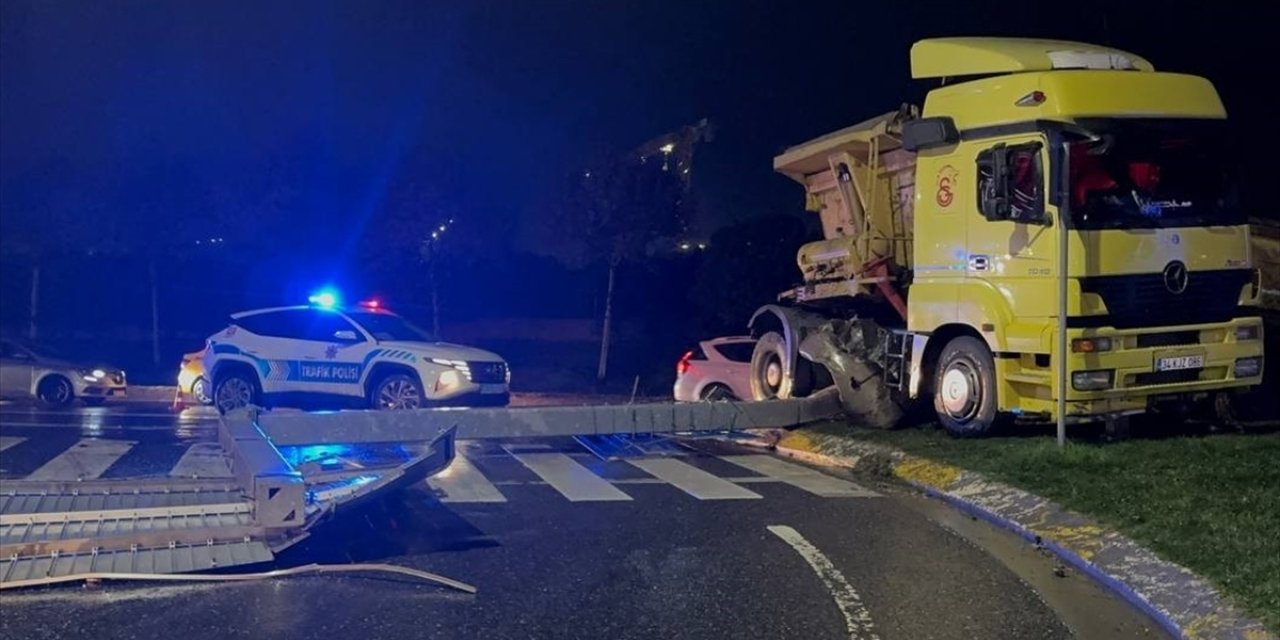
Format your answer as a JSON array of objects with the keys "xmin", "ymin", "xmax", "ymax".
[
  {"xmin": 1234, "ymin": 325, "xmax": 1261, "ymax": 341},
  {"xmin": 1071, "ymin": 370, "xmax": 1114, "ymax": 391},
  {"xmin": 1071, "ymin": 337, "xmax": 1112, "ymax": 353},
  {"xmin": 1234, "ymin": 357, "xmax": 1262, "ymax": 379}
]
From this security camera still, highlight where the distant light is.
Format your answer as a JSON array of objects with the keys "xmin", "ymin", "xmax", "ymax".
[
  {"xmin": 697, "ymin": 242, "xmax": 707, "ymax": 250},
  {"xmin": 431, "ymin": 232, "xmax": 439, "ymax": 239},
  {"xmin": 438, "ymin": 225, "xmax": 447, "ymax": 232},
  {"xmin": 360, "ymin": 299, "xmax": 381, "ymax": 309},
  {"xmin": 660, "ymin": 142, "xmax": 675, "ymax": 154},
  {"xmin": 308, "ymin": 290, "xmax": 339, "ymax": 308},
  {"xmin": 679, "ymin": 242, "xmax": 692, "ymax": 251}
]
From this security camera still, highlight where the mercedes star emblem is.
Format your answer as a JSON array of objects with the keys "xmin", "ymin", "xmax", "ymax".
[{"xmin": 1163, "ymin": 261, "xmax": 1189, "ymax": 294}]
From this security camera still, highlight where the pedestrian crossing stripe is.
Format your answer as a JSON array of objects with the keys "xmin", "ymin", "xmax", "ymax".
[
  {"xmin": 0, "ymin": 437, "xmax": 26, "ymax": 453},
  {"xmin": 26, "ymin": 438, "xmax": 136, "ymax": 481},
  {"xmin": 3, "ymin": 439, "xmax": 880, "ymax": 502}
]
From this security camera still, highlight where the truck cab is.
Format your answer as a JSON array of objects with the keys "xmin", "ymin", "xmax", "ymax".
[{"xmin": 754, "ymin": 38, "xmax": 1264, "ymax": 435}]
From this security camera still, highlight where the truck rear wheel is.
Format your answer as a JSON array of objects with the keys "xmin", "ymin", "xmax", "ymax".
[
  {"xmin": 933, "ymin": 336, "xmax": 1000, "ymax": 437},
  {"xmin": 749, "ymin": 332, "xmax": 812, "ymax": 400}
]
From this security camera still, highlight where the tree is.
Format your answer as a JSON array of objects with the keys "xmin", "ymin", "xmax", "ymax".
[
  {"xmin": 358, "ymin": 182, "xmax": 470, "ymax": 337},
  {"xmin": 538, "ymin": 153, "xmax": 685, "ymax": 381}
]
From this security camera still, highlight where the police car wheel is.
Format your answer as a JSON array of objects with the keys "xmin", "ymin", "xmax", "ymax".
[
  {"xmin": 214, "ymin": 372, "xmax": 259, "ymax": 414},
  {"xmin": 372, "ymin": 373, "xmax": 423, "ymax": 410}
]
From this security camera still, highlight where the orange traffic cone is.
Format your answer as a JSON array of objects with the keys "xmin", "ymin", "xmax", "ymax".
[{"xmin": 170, "ymin": 385, "xmax": 186, "ymax": 412}]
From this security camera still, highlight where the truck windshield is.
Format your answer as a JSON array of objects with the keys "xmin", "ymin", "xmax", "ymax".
[
  {"xmin": 346, "ymin": 311, "xmax": 436, "ymax": 342},
  {"xmin": 1068, "ymin": 118, "xmax": 1242, "ymax": 230}
]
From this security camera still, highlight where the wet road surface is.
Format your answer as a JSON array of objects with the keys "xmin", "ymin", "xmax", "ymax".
[{"xmin": 0, "ymin": 401, "xmax": 1166, "ymax": 639}]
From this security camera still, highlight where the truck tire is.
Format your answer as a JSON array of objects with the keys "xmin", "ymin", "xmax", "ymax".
[
  {"xmin": 933, "ymin": 336, "xmax": 1000, "ymax": 437},
  {"xmin": 749, "ymin": 332, "xmax": 812, "ymax": 400}
]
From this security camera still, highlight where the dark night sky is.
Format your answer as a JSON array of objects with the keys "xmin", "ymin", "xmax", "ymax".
[{"xmin": 1, "ymin": 1, "xmax": 1270, "ymax": 255}]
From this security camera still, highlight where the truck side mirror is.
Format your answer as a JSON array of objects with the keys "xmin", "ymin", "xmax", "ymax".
[
  {"xmin": 977, "ymin": 142, "xmax": 1046, "ymax": 224},
  {"xmin": 977, "ymin": 144, "xmax": 1011, "ymax": 221},
  {"xmin": 902, "ymin": 117, "xmax": 959, "ymax": 152}
]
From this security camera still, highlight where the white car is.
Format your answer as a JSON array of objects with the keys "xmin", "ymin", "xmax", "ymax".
[
  {"xmin": 204, "ymin": 302, "xmax": 510, "ymax": 413},
  {"xmin": 0, "ymin": 339, "xmax": 127, "ymax": 406},
  {"xmin": 673, "ymin": 336, "xmax": 756, "ymax": 402}
]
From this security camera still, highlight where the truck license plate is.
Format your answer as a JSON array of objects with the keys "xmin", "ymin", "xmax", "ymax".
[{"xmin": 1156, "ymin": 355, "xmax": 1204, "ymax": 372}]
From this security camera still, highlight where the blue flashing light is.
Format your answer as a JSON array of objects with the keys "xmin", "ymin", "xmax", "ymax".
[
  {"xmin": 283, "ymin": 443, "xmax": 352, "ymax": 467},
  {"xmin": 308, "ymin": 289, "xmax": 340, "ymax": 308}
]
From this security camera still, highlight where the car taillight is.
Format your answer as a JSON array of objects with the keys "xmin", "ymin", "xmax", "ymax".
[{"xmin": 676, "ymin": 350, "xmax": 694, "ymax": 375}]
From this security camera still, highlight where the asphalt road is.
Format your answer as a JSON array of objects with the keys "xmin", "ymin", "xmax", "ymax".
[{"xmin": 0, "ymin": 400, "xmax": 1167, "ymax": 640}]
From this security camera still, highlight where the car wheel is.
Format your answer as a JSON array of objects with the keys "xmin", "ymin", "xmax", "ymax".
[
  {"xmin": 192, "ymin": 376, "xmax": 213, "ymax": 405},
  {"xmin": 701, "ymin": 383, "xmax": 736, "ymax": 402},
  {"xmin": 214, "ymin": 371, "xmax": 260, "ymax": 414},
  {"xmin": 81, "ymin": 398, "xmax": 106, "ymax": 407},
  {"xmin": 933, "ymin": 336, "xmax": 1001, "ymax": 437},
  {"xmin": 36, "ymin": 375, "xmax": 74, "ymax": 407},
  {"xmin": 371, "ymin": 373, "xmax": 424, "ymax": 410}
]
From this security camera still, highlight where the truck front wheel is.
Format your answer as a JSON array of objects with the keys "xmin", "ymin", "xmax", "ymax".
[{"xmin": 933, "ymin": 336, "xmax": 1000, "ymax": 437}]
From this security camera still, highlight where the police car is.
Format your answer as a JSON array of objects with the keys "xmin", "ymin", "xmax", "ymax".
[{"xmin": 204, "ymin": 295, "xmax": 510, "ymax": 413}]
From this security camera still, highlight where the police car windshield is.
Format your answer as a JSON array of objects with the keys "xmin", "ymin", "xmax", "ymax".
[{"xmin": 346, "ymin": 311, "xmax": 436, "ymax": 342}]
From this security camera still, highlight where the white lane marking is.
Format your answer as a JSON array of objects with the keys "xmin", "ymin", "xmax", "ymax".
[
  {"xmin": 767, "ymin": 525, "xmax": 880, "ymax": 640},
  {"xmin": 628, "ymin": 458, "xmax": 762, "ymax": 500},
  {"xmin": 721, "ymin": 455, "xmax": 879, "ymax": 497},
  {"xmin": 168, "ymin": 443, "xmax": 232, "ymax": 479},
  {"xmin": 27, "ymin": 438, "xmax": 137, "ymax": 480},
  {"xmin": 507, "ymin": 451, "xmax": 632, "ymax": 502},
  {"xmin": 0, "ymin": 436, "xmax": 26, "ymax": 453},
  {"xmin": 427, "ymin": 455, "xmax": 507, "ymax": 503}
]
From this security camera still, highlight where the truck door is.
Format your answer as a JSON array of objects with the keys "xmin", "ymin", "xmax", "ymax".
[{"xmin": 965, "ymin": 136, "xmax": 1058, "ymax": 331}]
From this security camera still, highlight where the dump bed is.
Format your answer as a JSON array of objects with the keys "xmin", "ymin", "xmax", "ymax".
[{"xmin": 773, "ymin": 109, "xmax": 916, "ymax": 301}]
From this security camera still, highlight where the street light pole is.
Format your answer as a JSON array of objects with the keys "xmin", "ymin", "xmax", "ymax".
[{"xmin": 1056, "ymin": 141, "xmax": 1070, "ymax": 449}]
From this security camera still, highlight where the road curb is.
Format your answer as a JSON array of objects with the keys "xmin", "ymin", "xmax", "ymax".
[{"xmin": 732, "ymin": 429, "xmax": 1276, "ymax": 640}]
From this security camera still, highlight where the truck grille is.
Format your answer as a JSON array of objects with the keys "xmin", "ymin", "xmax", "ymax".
[
  {"xmin": 1135, "ymin": 330, "xmax": 1200, "ymax": 349},
  {"xmin": 1079, "ymin": 269, "xmax": 1249, "ymax": 329},
  {"xmin": 465, "ymin": 362, "xmax": 507, "ymax": 384},
  {"xmin": 1133, "ymin": 369, "xmax": 1201, "ymax": 386}
]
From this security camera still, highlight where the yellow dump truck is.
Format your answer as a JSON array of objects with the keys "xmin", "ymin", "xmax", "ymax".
[{"xmin": 748, "ymin": 37, "xmax": 1265, "ymax": 436}]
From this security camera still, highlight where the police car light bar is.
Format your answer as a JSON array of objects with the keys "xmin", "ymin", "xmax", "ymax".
[{"xmin": 308, "ymin": 290, "xmax": 340, "ymax": 308}]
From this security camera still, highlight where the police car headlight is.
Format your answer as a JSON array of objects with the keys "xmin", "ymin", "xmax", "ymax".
[{"xmin": 438, "ymin": 370, "xmax": 461, "ymax": 390}]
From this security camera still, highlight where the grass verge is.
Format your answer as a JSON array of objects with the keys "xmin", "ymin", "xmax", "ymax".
[{"xmin": 809, "ymin": 421, "xmax": 1280, "ymax": 632}]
